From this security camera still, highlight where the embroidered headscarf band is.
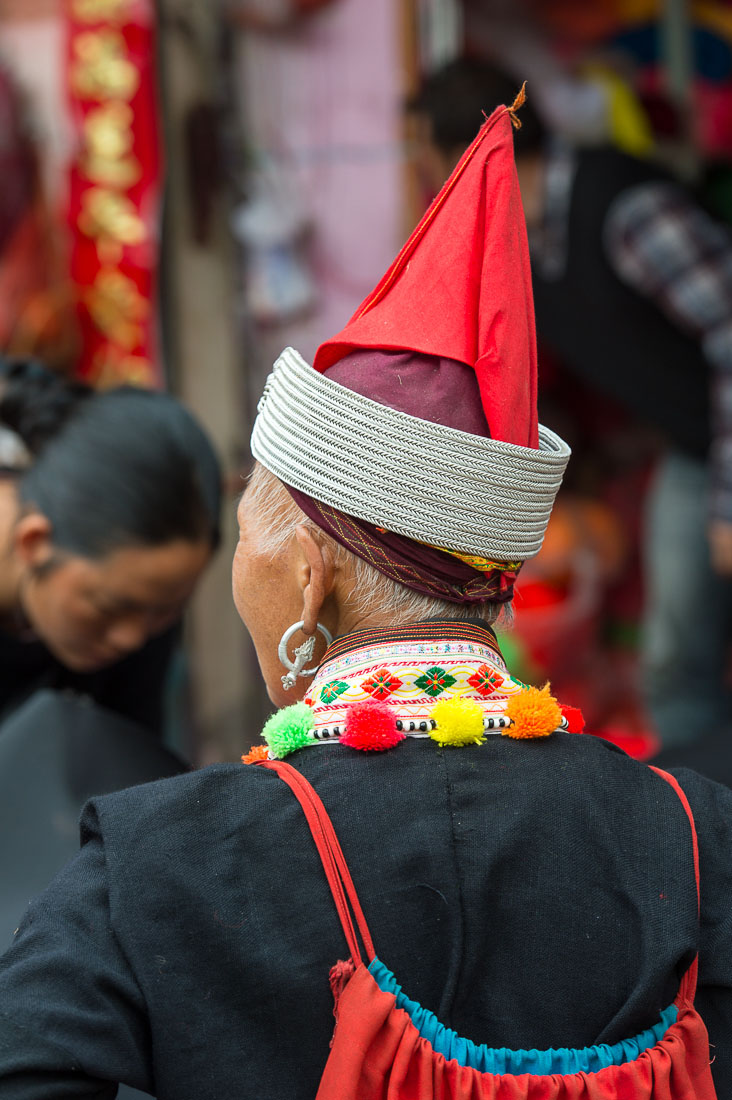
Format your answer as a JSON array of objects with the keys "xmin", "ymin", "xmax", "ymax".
[{"xmin": 288, "ymin": 489, "xmax": 518, "ymax": 604}]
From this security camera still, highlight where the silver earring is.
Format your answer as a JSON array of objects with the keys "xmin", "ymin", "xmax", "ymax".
[{"xmin": 278, "ymin": 620, "xmax": 333, "ymax": 690}]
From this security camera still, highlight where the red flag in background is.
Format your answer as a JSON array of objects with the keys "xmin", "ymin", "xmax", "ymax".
[{"xmin": 66, "ymin": 0, "xmax": 162, "ymax": 387}]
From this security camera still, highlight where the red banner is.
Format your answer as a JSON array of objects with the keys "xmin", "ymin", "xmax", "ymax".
[{"xmin": 66, "ymin": 0, "xmax": 162, "ymax": 387}]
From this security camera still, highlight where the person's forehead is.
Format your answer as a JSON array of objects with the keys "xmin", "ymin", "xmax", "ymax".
[{"xmin": 92, "ymin": 541, "xmax": 205, "ymax": 595}]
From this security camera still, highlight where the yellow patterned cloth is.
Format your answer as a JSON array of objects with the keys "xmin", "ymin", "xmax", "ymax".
[{"xmin": 435, "ymin": 548, "xmax": 522, "ymax": 575}]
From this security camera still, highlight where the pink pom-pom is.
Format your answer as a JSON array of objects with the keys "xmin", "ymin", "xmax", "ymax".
[
  {"xmin": 560, "ymin": 704, "xmax": 585, "ymax": 734},
  {"xmin": 340, "ymin": 700, "xmax": 404, "ymax": 751}
]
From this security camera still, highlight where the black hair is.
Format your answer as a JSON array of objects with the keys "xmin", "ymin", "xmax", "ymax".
[
  {"xmin": 409, "ymin": 57, "xmax": 546, "ymax": 158},
  {"xmin": 0, "ymin": 359, "xmax": 221, "ymax": 557},
  {"xmin": 0, "ymin": 359, "xmax": 91, "ymax": 455}
]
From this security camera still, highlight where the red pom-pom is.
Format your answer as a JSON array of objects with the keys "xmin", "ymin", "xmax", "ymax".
[
  {"xmin": 340, "ymin": 700, "xmax": 404, "ymax": 751},
  {"xmin": 560, "ymin": 704, "xmax": 585, "ymax": 734}
]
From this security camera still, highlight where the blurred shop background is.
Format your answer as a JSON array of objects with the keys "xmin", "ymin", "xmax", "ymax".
[{"xmin": 1, "ymin": 0, "xmax": 731, "ymax": 773}]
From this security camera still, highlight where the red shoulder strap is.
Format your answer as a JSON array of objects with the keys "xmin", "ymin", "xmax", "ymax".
[
  {"xmin": 257, "ymin": 759, "xmax": 375, "ymax": 964},
  {"xmin": 649, "ymin": 766, "xmax": 700, "ymax": 1002}
]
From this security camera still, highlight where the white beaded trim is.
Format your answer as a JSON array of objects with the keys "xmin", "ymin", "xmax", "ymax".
[
  {"xmin": 251, "ymin": 347, "xmax": 571, "ymax": 560},
  {"xmin": 313, "ymin": 714, "xmax": 515, "ymax": 740}
]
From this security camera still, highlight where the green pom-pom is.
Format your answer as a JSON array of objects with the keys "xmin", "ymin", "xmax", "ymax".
[{"xmin": 262, "ymin": 703, "xmax": 313, "ymax": 758}]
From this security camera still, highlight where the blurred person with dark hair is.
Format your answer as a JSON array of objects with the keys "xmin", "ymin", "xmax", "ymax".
[
  {"xmin": 0, "ymin": 359, "xmax": 221, "ymax": 733},
  {"xmin": 413, "ymin": 59, "xmax": 732, "ymax": 759},
  {"xmin": 0, "ymin": 359, "xmax": 222, "ymax": 964},
  {"xmin": 410, "ymin": 59, "xmax": 547, "ymax": 198}
]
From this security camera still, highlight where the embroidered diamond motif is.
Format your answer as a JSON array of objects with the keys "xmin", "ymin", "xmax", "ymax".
[
  {"xmin": 414, "ymin": 666, "xmax": 457, "ymax": 697},
  {"xmin": 320, "ymin": 680, "xmax": 350, "ymax": 704},
  {"xmin": 467, "ymin": 663, "xmax": 505, "ymax": 697},
  {"xmin": 361, "ymin": 668, "xmax": 404, "ymax": 700}
]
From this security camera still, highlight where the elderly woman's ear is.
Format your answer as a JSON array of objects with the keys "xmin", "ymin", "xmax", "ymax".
[{"xmin": 295, "ymin": 525, "xmax": 336, "ymax": 637}]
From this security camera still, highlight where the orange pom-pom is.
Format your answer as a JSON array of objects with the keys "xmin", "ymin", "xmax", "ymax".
[
  {"xmin": 241, "ymin": 744, "xmax": 270, "ymax": 764},
  {"xmin": 341, "ymin": 700, "xmax": 404, "ymax": 751},
  {"xmin": 504, "ymin": 684, "xmax": 562, "ymax": 739},
  {"xmin": 560, "ymin": 704, "xmax": 585, "ymax": 734}
]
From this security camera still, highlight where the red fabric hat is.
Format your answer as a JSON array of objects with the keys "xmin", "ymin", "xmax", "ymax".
[
  {"xmin": 251, "ymin": 91, "xmax": 570, "ymax": 605},
  {"xmin": 313, "ymin": 98, "xmax": 538, "ymax": 450}
]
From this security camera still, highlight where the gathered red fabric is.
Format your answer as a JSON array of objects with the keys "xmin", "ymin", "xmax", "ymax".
[
  {"xmin": 257, "ymin": 760, "xmax": 717, "ymax": 1100},
  {"xmin": 318, "ymin": 963, "xmax": 714, "ymax": 1099}
]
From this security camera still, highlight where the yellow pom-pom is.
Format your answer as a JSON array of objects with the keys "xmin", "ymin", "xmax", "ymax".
[
  {"xmin": 429, "ymin": 697, "xmax": 485, "ymax": 747},
  {"xmin": 503, "ymin": 684, "xmax": 561, "ymax": 739}
]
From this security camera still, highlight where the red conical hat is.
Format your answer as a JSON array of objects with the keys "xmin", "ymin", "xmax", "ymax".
[
  {"xmin": 313, "ymin": 101, "xmax": 538, "ymax": 450},
  {"xmin": 251, "ymin": 91, "xmax": 570, "ymax": 604}
]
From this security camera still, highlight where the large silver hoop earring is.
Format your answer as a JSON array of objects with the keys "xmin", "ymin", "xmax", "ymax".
[{"xmin": 278, "ymin": 620, "xmax": 333, "ymax": 690}]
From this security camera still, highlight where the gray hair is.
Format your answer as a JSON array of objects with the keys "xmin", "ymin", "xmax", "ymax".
[{"xmin": 245, "ymin": 463, "xmax": 510, "ymax": 626}]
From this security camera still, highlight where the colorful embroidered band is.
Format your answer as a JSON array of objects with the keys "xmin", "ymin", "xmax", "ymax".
[
  {"xmin": 306, "ymin": 620, "xmax": 516, "ymax": 722},
  {"xmin": 318, "ymin": 620, "xmax": 504, "ymax": 664},
  {"xmin": 242, "ymin": 623, "xmax": 583, "ymax": 762},
  {"xmin": 288, "ymin": 488, "xmax": 520, "ymax": 604}
]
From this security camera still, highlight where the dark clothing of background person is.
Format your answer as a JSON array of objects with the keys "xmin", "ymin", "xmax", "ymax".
[
  {"xmin": 530, "ymin": 145, "xmax": 712, "ymax": 463},
  {"xmin": 531, "ymin": 143, "xmax": 732, "ymax": 753},
  {"xmin": 1, "ymin": 730, "xmax": 731, "ymax": 1097},
  {"xmin": 0, "ymin": 622, "xmax": 179, "ymax": 736},
  {"xmin": 0, "ymin": 689, "xmax": 187, "ymax": 954},
  {"xmin": 0, "ymin": 626, "xmax": 187, "ymax": 1100}
]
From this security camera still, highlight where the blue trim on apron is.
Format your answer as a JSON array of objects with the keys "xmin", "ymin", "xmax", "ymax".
[{"xmin": 368, "ymin": 957, "xmax": 677, "ymax": 1075}]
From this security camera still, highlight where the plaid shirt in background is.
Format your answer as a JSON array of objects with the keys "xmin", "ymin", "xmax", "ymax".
[{"xmin": 605, "ymin": 182, "xmax": 732, "ymax": 522}]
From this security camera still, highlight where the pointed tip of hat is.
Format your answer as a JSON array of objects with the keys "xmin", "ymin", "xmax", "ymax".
[{"xmin": 313, "ymin": 99, "xmax": 538, "ymax": 450}]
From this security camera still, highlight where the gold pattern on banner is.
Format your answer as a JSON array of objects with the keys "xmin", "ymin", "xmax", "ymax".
[
  {"xmin": 72, "ymin": 0, "xmax": 132, "ymax": 21},
  {"xmin": 79, "ymin": 187, "xmax": 146, "ymax": 252},
  {"xmin": 80, "ymin": 97, "xmax": 141, "ymax": 208},
  {"xmin": 71, "ymin": 31, "xmax": 140, "ymax": 101},
  {"xmin": 84, "ymin": 269, "xmax": 148, "ymax": 351},
  {"xmin": 83, "ymin": 150, "xmax": 141, "ymax": 191},
  {"xmin": 70, "ymin": 0, "xmax": 158, "ymax": 384},
  {"xmin": 83, "ymin": 102, "xmax": 135, "ymax": 162}
]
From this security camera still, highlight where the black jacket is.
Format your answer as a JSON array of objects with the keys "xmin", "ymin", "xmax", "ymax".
[{"xmin": 1, "ymin": 731, "xmax": 731, "ymax": 1098}]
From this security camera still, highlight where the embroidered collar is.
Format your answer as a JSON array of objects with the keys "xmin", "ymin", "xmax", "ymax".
[
  {"xmin": 316, "ymin": 618, "xmax": 503, "ymax": 669},
  {"xmin": 242, "ymin": 621, "xmax": 583, "ymax": 763},
  {"xmin": 305, "ymin": 620, "xmax": 514, "ymax": 736}
]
